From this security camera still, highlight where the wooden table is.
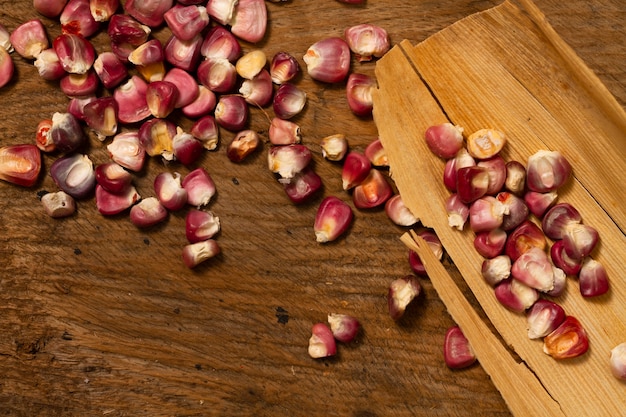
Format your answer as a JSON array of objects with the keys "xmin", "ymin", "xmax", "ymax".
[{"xmin": 0, "ymin": 1, "xmax": 623, "ymax": 415}]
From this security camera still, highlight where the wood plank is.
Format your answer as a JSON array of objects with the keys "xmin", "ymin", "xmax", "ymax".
[{"xmin": 0, "ymin": 0, "xmax": 623, "ymax": 415}]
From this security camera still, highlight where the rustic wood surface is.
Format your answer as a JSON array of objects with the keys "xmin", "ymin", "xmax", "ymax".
[{"xmin": 0, "ymin": 1, "xmax": 623, "ymax": 416}]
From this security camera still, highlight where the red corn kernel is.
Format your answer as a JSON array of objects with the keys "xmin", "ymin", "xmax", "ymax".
[
  {"xmin": 610, "ymin": 343, "xmax": 626, "ymax": 380},
  {"xmin": 146, "ymin": 80, "xmax": 178, "ymax": 118},
  {"xmin": 474, "ymin": 228, "xmax": 507, "ymax": 259},
  {"xmin": 34, "ymin": 0, "xmax": 68, "ymax": 18},
  {"xmin": 50, "ymin": 154, "xmax": 96, "ymax": 199},
  {"xmin": 215, "ymin": 95, "xmax": 248, "ymax": 131},
  {"xmin": 445, "ymin": 193, "xmax": 470, "ymax": 231},
  {"xmin": 320, "ymin": 134, "xmax": 348, "ymax": 162},
  {"xmin": 95, "ymin": 162, "xmax": 132, "ymax": 194},
  {"xmin": 273, "ymin": 82, "xmax": 307, "ymax": 119},
  {"xmin": 93, "ymin": 51, "xmax": 127, "ymax": 88},
  {"xmin": 341, "ymin": 151, "xmax": 371, "ymax": 190},
  {"xmin": 466, "ymin": 128, "xmax": 506, "ymax": 160},
  {"xmin": 562, "ymin": 223, "xmax": 599, "ymax": 260},
  {"xmin": 469, "ymin": 196, "xmax": 507, "ymax": 233},
  {"xmin": 477, "ymin": 155, "xmax": 506, "ymax": 196},
  {"xmin": 49, "ymin": 112, "xmax": 87, "ymax": 153},
  {"xmin": 90, "ymin": 0, "xmax": 120, "ymax": 22},
  {"xmin": 227, "ymin": 129, "xmax": 261, "ymax": 163},
  {"xmin": 124, "ymin": 0, "xmax": 173, "ymax": 27},
  {"xmin": 200, "ymin": 25, "xmax": 241, "ymax": 63},
  {"xmin": 163, "ymin": 68, "xmax": 199, "ymax": 108},
  {"xmin": 235, "ymin": 49, "xmax": 267, "ymax": 80},
  {"xmin": 129, "ymin": 197, "xmax": 168, "ymax": 228},
  {"xmin": 364, "ymin": 138, "xmax": 388, "ymax": 167},
  {"xmin": 388, "ymin": 275, "xmax": 421, "ymax": 321},
  {"xmin": 314, "ymin": 196, "xmax": 353, "ymax": 243},
  {"xmin": 578, "ymin": 258, "xmax": 609, "ymax": 298},
  {"xmin": 154, "ymin": 172, "xmax": 187, "ymax": 211},
  {"xmin": 53, "ymin": 33, "xmax": 95, "ymax": 74},
  {"xmin": 526, "ymin": 299, "xmax": 566, "ymax": 339},
  {"xmin": 138, "ymin": 118, "xmax": 176, "ymax": 159},
  {"xmin": 190, "ymin": 115, "xmax": 219, "ymax": 151},
  {"xmin": 34, "ymin": 48, "xmax": 65, "ymax": 81},
  {"xmin": 171, "ymin": 127, "xmax": 202, "ymax": 165},
  {"xmin": 206, "ymin": 0, "xmax": 238, "ymax": 25},
  {"xmin": 504, "ymin": 160, "xmax": 526, "ymax": 196},
  {"xmin": 268, "ymin": 118, "xmax": 301, "ymax": 145},
  {"xmin": 41, "ymin": 190, "xmax": 76, "ymax": 218},
  {"xmin": 511, "ymin": 247, "xmax": 555, "ymax": 292},
  {"xmin": 127, "ymin": 39, "xmax": 162, "ymax": 67},
  {"xmin": 549, "ymin": 240, "xmax": 582, "ymax": 276},
  {"xmin": 67, "ymin": 96, "xmax": 96, "ymax": 121},
  {"xmin": 481, "ymin": 255, "xmax": 511, "ymax": 286},
  {"xmin": 346, "ymin": 73, "xmax": 375, "ymax": 117},
  {"xmin": 60, "ymin": 0, "xmax": 100, "ymax": 38},
  {"xmin": 182, "ymin": 167, "xmax": 216, "ymax": 207},
  {"xmin": 353, "ymin": 169, "xmax": 393, "ymax": 209},
  {"xmin": 10, "ymin": 19, "xmax": 49, "ymax": 60},
  {"xmin": 113, "ymin": 75, "xmax": 151, "ymax": 124},
  {"xmin": 230, "ymin": 0, "xmax": 268, "ymax": 43},
  {"xmin": 270, "ymin": 51, "xmax": 299, "ymax": 85},
  {"xmin": 443, "ymin": 326, "xmax": 476, "ymax": 369},
  {"xmin": 107, "ymin": 131, "xmax": 146, "ymax": 172},
  {"xmin": 36, "ymin": 119, "xmax": 54, "ymax": 152},
  {"xmin": 443, "ymin": 148, "xmax": 476, "ymax": 192},
  {"xmin": 424, "ymin": 123, "xmax": 464, "ymax": 159},
  {"xmin": 239, "ymin": 69, "xmax": 273, "ymax": 107},
  {"xmin": 408, "ymin": 230, "xmax": 443, "ymax": 276},
  {"xmin": 0, "ymin": 48, "xmax": 14, "ymax": 88},
  {"xmin": 546, "ymin": 266, "xmax": 567, "ymax": 298},
  {"xmin": 497, "ymin": 191, "xmax": 529, "ymax": 231},
  {"xmin": 83, "ymin": 96, "xmax": 119, "ymax": 140},
  {"xmin": 186, "ymin": 209, "xmax": 220, "ymax": 243},
  {"xmin": 385, "ymin": 194, "xmax": 418, "ymax": 227},
  {"xmin": 59, "ymin": 69, "xmax": 99, "ymax": 98},
  {"xmin": 327, "ymin": 313, "xmax": 360, "ymax": 344},
  {"xmin": 526, "ymin": 150, "xmax": 571, "ymax": 193},
  {"xmin": 541, "ymin": 203, "xmax": 582, "ymax": 240},
  {"xmin": 308, "ymin": 323, "xmax": 337, "ymax": 359},
  {"xmin": 282, "ymin": 167, "xmax": 322, "ymax": 204},
  {"xmin": 505, "ymin": 220, "xmax": 546, "ymax": 261},
  {"xmin": 543, "ymin": 316, "xmax": 589, "ymax": 359},
  {"xmin": 182, "ymin": 239, "xmax": 220, "ymax": 269},
  {"xmin": 344, "ymin": 23, "xmax": 389, "ymax": 62},
  {"xmin": 524, "ymin": 190, "xmax": 558, "ymax": 218},
  {"xmin": 268, "ymin": 144, "xmax": 312, "ymax": 182},
  {"xmin": 0, "ymin": 144, "xmax": 41, "ymax": 187},
  {"xmin": 164, "ymin": 5, "xmax": 209, "ymax": 41},
  {"xmin": 303, "ymin": 37, "xmax": 351, "ymax": 83},
  {"xmin": 197, "ymin": 58, "xmax": 238, "ymax": 94},
  {"xmin": 456, "ymin": 165, "xmax": 489, "ymax": 204},
  {"xmin": 164, "ymin": 34, "xmax": 202, "ymax": 72},
  {"xmin": 182, "ymin": 85, "xmax": 217, "ymax": 118},
  {"xmin": 494, "ymin": 278, "xmax": 539, "ymax": 313},
  {"xmin": 107, "ymin": 14, "xmax": 151, "ymax": 48}
]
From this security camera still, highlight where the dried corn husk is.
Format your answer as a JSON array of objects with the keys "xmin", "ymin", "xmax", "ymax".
[{"xmin": 373, "ymin": 0, "xmax": 626, "ymax": 416}]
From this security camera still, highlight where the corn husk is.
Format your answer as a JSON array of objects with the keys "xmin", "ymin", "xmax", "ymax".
[{"xmin": 372, "ymin": 0, "xmax": 626, "ymax": 416}]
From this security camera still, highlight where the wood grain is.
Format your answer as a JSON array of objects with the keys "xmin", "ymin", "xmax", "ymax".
[{"xmin": 0, "ymin": 1, "xmax": 623, "ymax": 416}]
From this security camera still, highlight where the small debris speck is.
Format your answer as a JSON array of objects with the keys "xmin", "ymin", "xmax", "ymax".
[
  {"xmin": 143, "ymin": 238, "xmax": 150, "ymax": 245},
  {"xmin": 195, "ymin": 364, "xmax": 202, "ymax": 370},
  {"xmin": 275, "ymin": 307, "xmax": 289, "ymax": 324},
  {"xmin": 232, "ymin": 177, "xmax": 239, "ymax": 185},
  {"xmin": 74, "ymin": 248, "xmax": 82, "ymax": 255}
]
